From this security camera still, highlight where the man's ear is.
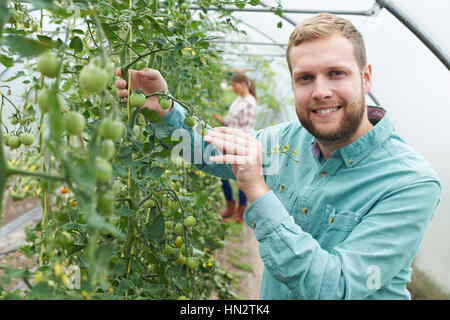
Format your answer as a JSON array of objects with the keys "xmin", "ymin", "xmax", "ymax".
[{"xmin": 363, "ymin": 63, "xmax": 373, "ymax": 95}]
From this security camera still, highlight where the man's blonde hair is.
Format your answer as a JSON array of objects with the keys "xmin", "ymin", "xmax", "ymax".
[{"xmin": 286, "ymin": 13, "xmax": 367, "ymax": 74}]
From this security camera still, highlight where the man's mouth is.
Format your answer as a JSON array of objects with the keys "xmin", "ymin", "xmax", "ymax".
[{"xmin": 313, "ymin": 106, "xmax": 342, "ymax": 114}]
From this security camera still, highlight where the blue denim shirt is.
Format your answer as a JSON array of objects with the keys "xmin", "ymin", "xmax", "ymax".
[{"xmin": 163, "ymin": 102, "xmax": 441, "ymax": 300}]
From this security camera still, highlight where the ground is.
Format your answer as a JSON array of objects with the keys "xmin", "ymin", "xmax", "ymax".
[{"xmin": 214, "ymin": 222, "xmax": 264, "ymax": 300}]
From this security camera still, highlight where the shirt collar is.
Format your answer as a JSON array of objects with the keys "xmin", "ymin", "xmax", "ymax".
[{"xmin": 310, "ymin": 106, "xmax": 392, "ymax": 168}]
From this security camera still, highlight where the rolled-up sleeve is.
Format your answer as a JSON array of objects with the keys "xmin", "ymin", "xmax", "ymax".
[{"xmin": 162, "ymin": 102, "xmax": 235, "ymax": 179}]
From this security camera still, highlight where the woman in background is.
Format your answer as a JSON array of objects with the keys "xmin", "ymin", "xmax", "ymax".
[{"xmin": 213, "ymin": 73, "xmax": 258, "ymax": 223}]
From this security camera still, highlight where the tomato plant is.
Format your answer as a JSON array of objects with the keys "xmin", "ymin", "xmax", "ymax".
[{"xmin": 0, "ymin": 0, "xmax": 271, "ymax": 300}]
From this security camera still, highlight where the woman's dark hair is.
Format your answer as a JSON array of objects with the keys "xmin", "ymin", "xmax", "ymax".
[{"xmin": 231, "ymin": 73, "xmax": 257, "ymax": 101}]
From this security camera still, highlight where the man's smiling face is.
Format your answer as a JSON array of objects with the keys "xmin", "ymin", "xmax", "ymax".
[{"xmin": 290, "ymin": 33, "xmax": 372, "ymax": 144}]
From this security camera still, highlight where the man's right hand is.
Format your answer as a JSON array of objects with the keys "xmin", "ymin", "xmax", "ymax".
[{"xmin": 115, "ymin": 67, "xmax": 172, "ymax": 117}]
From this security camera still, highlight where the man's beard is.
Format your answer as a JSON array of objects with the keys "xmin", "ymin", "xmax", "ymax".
[{"xmin": 296, "ymin": 87, "xmax": 366, "ymax": 143}]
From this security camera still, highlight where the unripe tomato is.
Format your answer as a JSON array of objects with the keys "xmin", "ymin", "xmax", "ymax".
[
  {"xmin": 37, "ymin": 50, "xmax": 59, "ymax": 78},
  {"xmin": 100, "ymin": 118, "xmax": 124, "ymax": 140},
  {"xmin": 130, "ymin": 92, "xmax": 146, "ymax": 108},
  {"xmin": 97, "ymin": 191, "xmax": 115, "ymax": 214},
  {"xmin": 95, "ymin": 157, "xmax": 113, "ymax": 184},
  {"xmin": 180, "ymin": 2, "xmax": 189, "ymax": 11},
  {"xmin": 164, "ymin": 244, "xmax": 177, "ymax": 255},
  {"xmin": 184, "ymin": 116, "xmax": 197, "ymax": 127},
  {"xmin": 183, "ymin": 216, "xmax": 196, "ymax": 228},
  {"xmin": 34, "ymin": 272, "xmax": 43, "ymax": 284},
  {"xmin": 10, "ymin": 116, "xmax": 19, "ymax": 125},
  {"xmin": 180, "ymin": 243, "xmax": 187, "ymax": 255},
  {"xmin": 165, "ymin": 221, "xmax": 174, "ymax": 230},
  {"xmin": 167, "ymin": 200, "xmax": 178, "ymax": 210},
  {"xmin": 69, "ymin": 199, "xmax": 77, "ymax": 207},
  {"xmin": 174, "ymin": 223, "xmax": 184, "ymax": 236},
  {"xmin": 3, "ymin": 134, "xmax": 12, "ymax": 146},
  {"xmin": 110, "ymin": 86, "xmax": 118, "ymax": 96},
  {"xmin": 134, "ymin": 60, "xmax": 146, "ymax": 70},
  {"xmin": 158, "ymin": 96, "xmax": 171, "ymax": 110},
  {"xmin": 20, "ymin": 133, "xmax": 34, "ymax": 146},
  {"xmin": 37, "ymin": 89, "xmax": 63, "ymax": 113},
  {"xmin": 186, "ymin": 257, "xmax": 199, "ymax": 270},
  {"xmin": 144, "ymin": 199, "xmax": 155, "ymax": 208},
  {"xmin": 174, "ymin": 254, "xmax": 186, "ymax": 265},
  {"xmin": 175, "ymin": 235, "xmax": 184, "ymax": 248},
  {"xmin": 63, "ymin": 111, "xmax": 85, "ymax": 136},
  {"xmin": 100, "ymin": 139, "xmax": 115, "ymax": 160},
  {"xmin": 8, "ymin": 136, "xmax": 21, "ymax": 149},
  {"xmin": 79, "ymin": 64, "xmax": 109, "ymax": 93}
]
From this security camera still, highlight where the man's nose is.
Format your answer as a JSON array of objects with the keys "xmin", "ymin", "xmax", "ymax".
[{"xmin": 311, "ymin": 75, "xmax": 333, "ymax": 100}]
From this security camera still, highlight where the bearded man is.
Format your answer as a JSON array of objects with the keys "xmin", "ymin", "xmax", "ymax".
[{"xmin": 115, "ymin": 13, "xmax": 441, "ymax": 300}]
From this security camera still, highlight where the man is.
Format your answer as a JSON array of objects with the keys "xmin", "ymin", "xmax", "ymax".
[{"xmin": 116, "ymin": 13, "xmax": 441, "ymax": 299}]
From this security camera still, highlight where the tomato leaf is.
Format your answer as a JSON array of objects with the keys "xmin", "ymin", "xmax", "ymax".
[
  {"xmin": 143, "ymin": 213, "xmax": 165, "ymax": 244},
  {"xmin": 114, "ymin": 207, "xmax": 136, "ymax": 217},
  {"xmin": 0, "ymin": 54, "xmax": 13, "ymax": 67},
  {"xmin": 69, "ymin": 36, "xmax": 83, "ymax": 52},
  {"xmin": 26, "ymin": 0, "xmax": 57, "ymax": 9},
  {"xmin": 4, "ymin": 35, "xmax": 50, "ymax": 57}
]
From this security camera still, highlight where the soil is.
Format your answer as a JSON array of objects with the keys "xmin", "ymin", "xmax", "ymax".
[
  {"xmin": 1, "ymin": 196, "xmax": 41, "ymax": 227},
  {"xmin": 214, "ymin": 223, "xmax": 264, "ymax": 300}
]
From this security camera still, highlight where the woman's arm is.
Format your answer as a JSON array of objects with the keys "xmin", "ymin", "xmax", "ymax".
[{"xmin": 213, "ymin": 113, "xmax": 225, "ymax": 126}]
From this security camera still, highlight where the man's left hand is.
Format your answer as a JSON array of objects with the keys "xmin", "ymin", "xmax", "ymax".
[{"xmin": 203, "ymin": 127, "xmax": 269, "ymax": 203}]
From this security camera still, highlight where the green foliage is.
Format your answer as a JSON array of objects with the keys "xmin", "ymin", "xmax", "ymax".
[{"xmin": 0, "ymin": 0, "xmax": 282, "ymax": 300}]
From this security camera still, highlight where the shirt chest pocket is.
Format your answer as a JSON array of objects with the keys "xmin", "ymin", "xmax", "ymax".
[
  {"xmin": 328, "ymin": 210, "xmax": 360, "ymax": 231},
  {"xmin": 318, "ymin": 206, "xmax": 361, "ymax": 251}
]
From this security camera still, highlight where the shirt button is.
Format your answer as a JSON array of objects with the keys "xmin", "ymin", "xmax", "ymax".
[
  {"xmin": 279, "ymin": 185, "xmax": 285, "ymax": 192},
  {"xmin": 251, "ymin": 221, "xmax": 256, "ymax": 228},
  {"xmin": 348, "ymin": 158, "xmax": 354, "ymax": 165},
  {"xmin": 329, "ymin": 216, "xmax": 335, "ymax": 223},
  {"xmin": 321, "ymin": 171, "xmax": 327, "ymax": 178},
  {"xmin": 302, "ymin": 207, "xmax": 308, "ymax": 214}
]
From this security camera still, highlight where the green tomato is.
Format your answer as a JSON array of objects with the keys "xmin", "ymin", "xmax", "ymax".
[
  {"xmin": 100, "ymin": 139, "xmax": 115, "ymax": 160},
  {"xmin": 37, "ymin": 51, "xmax": 59, "ymax": 78},
  {"xmin": 184, "ymin": 116, "xmax": 197, "ymax": 127},
  {"xmin": 144, "ymin": 199, "xmax": 155, "ymax": 208},
  {"xmin": 134, "ymin": 60, "xmax": 146, "ymax": 70},
  {"xmin": 95, "ymin": 157, "xmax": 113, "ymax": 184},
  {"xmin": 183, "ymin": 216, "xmax": 196, "ymax": 228},
  {"xmin": 175, "ymin": 236, "xmax": 184, "ymax": 248},
  {"xmin": 79, "ymin": 64, "xmax": 109, "ymax": 93},
  {"xmin": 164, "ymin": 244, "xmax": 177, "ymax": 256},
  {"xmin": 8, "ymin": 136, "xmax": 21, "ymax": 149},
  {"xmin": 174, "ymin": 254, "xmax": 186, "ymax": 265},
  {"xmin": 97, "ymin": 191, "xmax": 115, "ymax": 214},
  {"xmin": 104, "ymin": 61, "xmax": 115, "ymax": 79},
  {"xmin": 3, "ymin": 134, "xmax": 12, "ymax": 146},
  {"xmin": 165, "ymin": 221, "xmax": 174, "ymax": 230},
  {"xmin": 174, "ymin": 223, "xmax": 184, "ymax": 236},
  {"xmin": 130, "ymin": 92, "xmax": 146, "ymax": 108},
  {"xmin": 110, "ymin": 86, "xmax": 118, "ymax": 96},
  {"xmin": 186, "ymin": 257, "xmax": 199, "ymax": 270},
  {"xmin": 167, "ymin": 200, "xmax": 178, "ymax": 210},
  {"xmin": 100, "ymin": 118, "xmax": 124, "ymax": 140},
  {"xmin": 180, "ymin": 2, "xmax": 189, "ymax": 11},
  {"xmin": 19, "ymin": 133, "xmax": 34, "ymax": 146},
  {"xmin": 63, "ymin": 111, "xmax": 85, "ymax": 136},
  {"xmin": 37, "ymin": 89, "xmax": 63, "ymax": 113},
  {"xmin": 158, "ymin": 96, "xmax": 171, "ymax": 110},
  {"xmin": 10, "ymin": 116, "xmax": 19, "ymax": 125}
]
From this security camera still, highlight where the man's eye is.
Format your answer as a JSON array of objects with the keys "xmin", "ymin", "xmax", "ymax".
[
  {"xmin": 331, "ymin": 71, "xmax": 344, "ymax": 77},
  {"xmin": 297, "ymin": 75, "xmax": 312, "ymax": 82}
]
